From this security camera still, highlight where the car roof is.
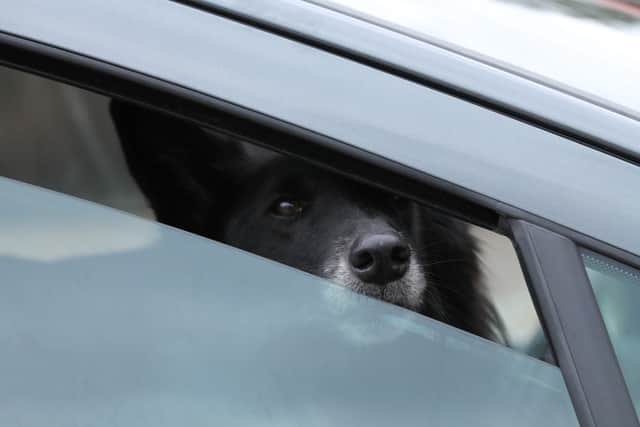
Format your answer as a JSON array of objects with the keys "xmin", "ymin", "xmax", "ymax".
[
  {"xmin": 2, "ymin": 0, "xmax": 640, "ymax": 258},
  {"xmin": 311, "ymin": 0, "xmax": 640, "ymax": 118}
]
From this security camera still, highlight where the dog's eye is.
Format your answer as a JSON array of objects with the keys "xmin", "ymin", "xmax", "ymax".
[{"xmin": 270, "ymin": 198, "xmax": 305, "ymax": 218}]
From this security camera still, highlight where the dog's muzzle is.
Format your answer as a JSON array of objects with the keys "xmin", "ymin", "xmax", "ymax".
[
  {"xmin": 348, "ymin": 233, "xmax": 410, "ymax": 285},
  {"xmin": 322, "ymin": 235, "xmax": 427, "ymax": 311}
]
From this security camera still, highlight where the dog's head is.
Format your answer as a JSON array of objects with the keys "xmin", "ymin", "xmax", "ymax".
[
  {"xmin": 221, "ymin": 154, "xmax": 433, "ymax": 312},
  {"xmin": 111, "ymin": 101, "xmax": 499, "ymax": 340}
]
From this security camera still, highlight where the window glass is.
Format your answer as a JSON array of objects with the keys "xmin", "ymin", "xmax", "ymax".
[
  {"xmin": 0, "ymin": 64, "xmax": 578, "ymax": 424},
  {"xmin": 0, "ymin": 176, "xmax": 577, "ymax": 426},
  {"xmin": 582, "ymin": 249, "xmax": 640, "ymax": 414}
]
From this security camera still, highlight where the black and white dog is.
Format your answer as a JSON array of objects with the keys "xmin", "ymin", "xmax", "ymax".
[{"xmin": 111, "ymin": 101, "xmax": 503, "ymax": 342}]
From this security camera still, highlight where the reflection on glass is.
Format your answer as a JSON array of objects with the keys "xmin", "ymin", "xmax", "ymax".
[
  {"xmin": 499, "ymin": 0, "xmax": 640, "ymax": 24},
  {"xmin": 582, "ymin": 250, "xmax": 640, "ymax": 416}
]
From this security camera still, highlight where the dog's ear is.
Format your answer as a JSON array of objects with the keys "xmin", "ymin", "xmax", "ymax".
[{"xmin": 110, "ymin": 99, "xmax": 246, "ymax": 237}]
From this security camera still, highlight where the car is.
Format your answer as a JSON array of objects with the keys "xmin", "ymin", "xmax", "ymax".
[{"xmin": 0, "ymin": 1, "xmax": 639, "ymax": 426}]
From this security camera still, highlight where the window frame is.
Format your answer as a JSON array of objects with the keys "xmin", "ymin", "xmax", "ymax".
[
  {"xmin": 1, "ymin": 29, "xmax": 639, "ymax": 427},
  {"xmin": 510, "ymin": 220, "xmax": 638, "ymax": 427}
]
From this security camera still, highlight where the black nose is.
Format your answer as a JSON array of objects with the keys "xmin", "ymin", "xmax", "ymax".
[{"xmin": 349, "ymin": 233, "xmax": 410, "ymax": 285}]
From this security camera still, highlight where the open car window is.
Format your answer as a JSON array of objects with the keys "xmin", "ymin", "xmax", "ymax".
[
  {"xmin": 0, "ymin": 64, "xmax": 579, "ymax": 425},
  {"xmin": 0, "ymin": 64, "xmax": 545, "ymax": 352}
]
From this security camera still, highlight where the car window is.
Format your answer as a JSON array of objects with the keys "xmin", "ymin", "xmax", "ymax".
[
  {"xmin": 0, "ymin": 176, "xmax": 578, "ymax": 426},
  {"xmin": 0, "ymin": 64, "xmax": 543, "ymax": 352},
  {"xmin": 581, "ymin": 249, "xmax": 640, "ymax": 416},
  {"xmin": 0, "ymin": 64, "xmax": 579, "ymax": 424}
]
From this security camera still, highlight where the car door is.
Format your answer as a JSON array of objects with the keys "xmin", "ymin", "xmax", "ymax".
[{"xmin": 1, "ymin": 1, "xmax": 640, "ymax": 426}]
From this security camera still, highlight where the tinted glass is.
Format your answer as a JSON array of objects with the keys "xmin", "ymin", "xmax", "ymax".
[
  {"xmin": 0, "ymin": 177, "xmax": 579, "ymax": 426},
  {"xmin": 582, "ymin": 249, "xmax": 640, "ymax": 415}
]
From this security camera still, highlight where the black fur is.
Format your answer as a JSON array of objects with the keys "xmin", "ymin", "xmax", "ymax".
[{"xmin": 110, "ymin": 100, "xmax": 503, "ymax": 342}]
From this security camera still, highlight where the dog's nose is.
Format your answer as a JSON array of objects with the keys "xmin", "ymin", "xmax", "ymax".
[{"xmin": 349, "ymin": 233, "xmax": 410, "ymax": 285}]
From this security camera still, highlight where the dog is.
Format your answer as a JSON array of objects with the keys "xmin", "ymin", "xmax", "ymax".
[{"xmin": 110, "ymin": 100, "xmax": 503, "ymax": 342}]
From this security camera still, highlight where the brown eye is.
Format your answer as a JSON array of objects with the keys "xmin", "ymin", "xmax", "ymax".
[{"xmin": 271, "ymin": 198, "xmax": 304, "ymax": 218}]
